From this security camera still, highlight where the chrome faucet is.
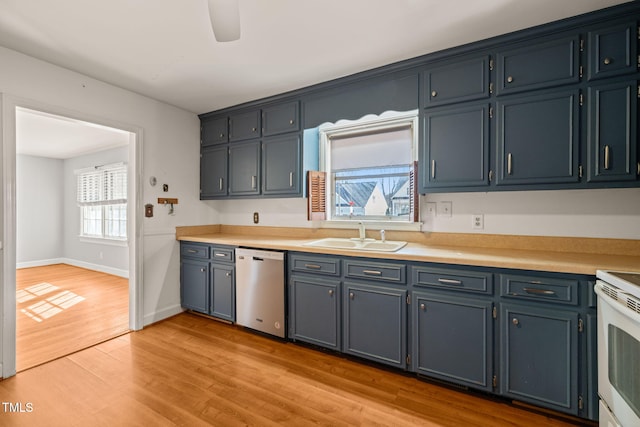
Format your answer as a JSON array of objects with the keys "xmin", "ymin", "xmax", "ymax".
[{"xmin": 358, "ymin": 221, "xmax": 366, "ymax": 240}]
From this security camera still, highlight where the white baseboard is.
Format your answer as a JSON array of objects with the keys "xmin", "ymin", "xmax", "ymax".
[
  {"xmin": 16, "ymin": 258, "xmax": 129, "ymax": 278},
  {"xmin": 144, "ymin": 304, "xmax": 184, "ymax": 327}
]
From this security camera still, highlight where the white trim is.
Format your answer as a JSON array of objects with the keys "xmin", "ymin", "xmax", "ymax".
[
  {"xmin": 16, "ymin": 258, "xmax": 129, "ymax": 278},
  {"xmin": 78, "ymin": 236, "xmax": 129, "ymax": 247},
  {"xmin": 143, "ymin": 304, "xmax": 184, "ymax": 327},
  {"xmin": 316, "ymin": 220, "xmax": 423, "ymax": 232},
  {"xmin": 1, "ymin": 94, "xmax": 144, "ymax": 379}
]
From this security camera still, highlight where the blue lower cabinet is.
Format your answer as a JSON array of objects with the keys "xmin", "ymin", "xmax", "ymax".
[
  {"xmin": 412, "ymin": 291, "xmax": 493, "ymax": 391},
  {"xmin": 180, "ymin": 257, "xmax": 209, "ymax": 314},
  {"xmin": 289, "ymin": 275, "xmax": 341, "ymax": 351},
  {"xmin": 500, "ymin": 303, "xmax": 579, "ymax": 415},
  {"xmin": 343, "ymin": 282, "xmax": 407, "ymax": 369},
  {"xmin": 211, "ymin": 263, "xmax": 235, "ymax": 321}
]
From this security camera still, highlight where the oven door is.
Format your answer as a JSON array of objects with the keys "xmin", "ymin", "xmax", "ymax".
[{"xmin": 596, "ymin": 281, "xmax": 640, "ymax": 427}]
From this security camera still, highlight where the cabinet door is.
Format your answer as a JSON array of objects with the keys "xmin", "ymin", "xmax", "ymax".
[
  {"xmin": 587, "ymin": 80, "xmax": 638, "ymax": 182},
  {"xmin": 496, "ymin": 90, "xmax": 580, "ymax": 185},
  {"xmin": 588, "ymin": 21, "xmax": 637, "ymax": 81},
  {"xmin": 262, "ymin": 134, "xmax": 301, "ymax": 196},
  {"xmin": 423, "ymin": 55, "xmax": 490, "ymax": 107},
  {"xmin": 289, "ymin": 275, "xmax": 341, "ymax": 351},
  {"xmin": 343, "ymin": 282, "xmax": 407, "ymax": 369},
  {"xmin": 201, "ymin": 116, "xmax": 228, "ymax": 146},
  {"xmin": 500, "ymin": 303, "xmax": 579, "ymax": 415},
  {"xmin": 180, "ymin": 258, "xmax": 209, "ymax": 313},
  {"xmin": 420, "ymin": 102, "xmax": 490, "ymax": 191},
  {"xmin": 229, "ymin": 110, "xmax": 261, "ymax": 142},
  {"xmin": 228, "ymin": 140, "xmax": 260, "ymax": 196},
  {"xmin": 210, "ymin": 263, "xmax": 235, "ymax": 322},
  {"xmin": 496, "ymin": 34, "xmax": 579, "ymax": 96},
  {"xmin": 200, "ymin": 145, "xmax": 228, "ymax": 198},
  {"xmin": 262, "ymin": 101, "xmax": 300, "ymax": 136},
  {"xmin": 413, "ymin": 292, "xmax": 493, "ymax": 391}
]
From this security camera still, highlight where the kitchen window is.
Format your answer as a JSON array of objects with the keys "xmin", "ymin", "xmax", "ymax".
[
  {"xmin": 76, "ymin": 163, "xmax": 127, "ymax": 241},
  {"xmin": 316, "ymin": 111, "xmax": 419, "ymax": 226}
]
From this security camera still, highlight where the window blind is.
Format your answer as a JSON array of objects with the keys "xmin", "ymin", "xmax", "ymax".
[{"xmin": 77, "ymin": 163, "xmax": 127, "ymax": 206}]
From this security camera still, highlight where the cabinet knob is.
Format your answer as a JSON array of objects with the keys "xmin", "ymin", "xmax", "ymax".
[
  {"xmin": 603, "ymin": 57, "xmax": 612, "ymax": 65},
  {"xmin": 289, "ymin": 119, "xmax": 294, "ymax": 125},
  {"xmin": 200, "ymin": 268, "xmax": 206, "ymax": 272},
  {"xmin": 431, "ymin": 90, "xmax": 437, "ymax": 97},
  {"xmin": 225, "ymin": 272, "xmax": 231, "ymax": 277},
  {"xmin": 219, "ymin": 133, "xmax": 225, "ymax": 138},
  {"xmin": 349, "ymin": 292, "xmax": 355, "ymax": 300},
  {"xmin": 328, "ymin": 289, "xmax": 334, "ymax": 296},
  {"xmin": 420, "ymin": 303, "xmax": 426, "ymax": 311},
  {"xmin": 252, "ymin": 127, "xmax": 257, "ymax": 132},
  {"xmin": 507, "ymin": 76, "xmax": 514, "ymax": 83},
  {"xmin": 512, "ymin": 318, "xmax": 519, "ymax": 326}
]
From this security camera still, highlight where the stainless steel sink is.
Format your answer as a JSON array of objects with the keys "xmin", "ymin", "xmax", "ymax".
[{"xmin": 302, "ymin": 237, "xmax": 407, "ymax": 252}]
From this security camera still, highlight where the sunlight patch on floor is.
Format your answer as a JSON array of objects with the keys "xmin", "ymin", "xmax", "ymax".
[{"xmin": 18, "ymin": 283, "xmax": 85, "ymax": 322}]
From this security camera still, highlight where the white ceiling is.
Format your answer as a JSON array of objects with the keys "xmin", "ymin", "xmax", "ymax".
[
  {"xmin": 0, "ymin": 0, "xmax": 631, "ymax": 116},
  {"xmin": 16, "ymin": 108, "xmax": 130, "ymax": 159}
]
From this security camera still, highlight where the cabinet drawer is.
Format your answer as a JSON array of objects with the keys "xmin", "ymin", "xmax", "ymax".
[
  {"xmin": 212, "ymin": 247, "xmax": 235, "ymax": 263},
  {"xmin": 180, "ymin": 243, "xmax": 210, "ymax": 259},
  {"xmin": 344, "ymin": 259, "xmax": 406, "ymax": 284},
  {"xmin": 500, "ymin": 274, "xmax": 579, "ymax": 306},
  {"xmin": 290, "ymin": 253, "xmax": 341, "ymax": 276},
  {"xmin": 412, "ymin": 266, "xmax": 493, "ymax": 295},
  {"xmin": 588, "ymin": 21, "xmax": 637, "ymax": 81},
  {"xmin": 496, "ymin": 34, "xmax": 579, "ymax": 95}
]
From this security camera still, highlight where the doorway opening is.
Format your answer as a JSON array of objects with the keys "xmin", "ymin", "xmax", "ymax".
[{"xmin": 9, "ymin": 104, "xmax": 141, "ymax": 372}]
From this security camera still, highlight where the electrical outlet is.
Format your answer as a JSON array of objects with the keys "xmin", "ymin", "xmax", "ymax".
[
  {"xmin": 472, "ymin": 214, "xmax": 484, "ymax": 229},
  {"xmin": 426, "ymin": 202, "xmax": 437, "ymax": 217},
  {"xmin": 437, "ymin": 201, "xmax": 452, "ymax": 218}
]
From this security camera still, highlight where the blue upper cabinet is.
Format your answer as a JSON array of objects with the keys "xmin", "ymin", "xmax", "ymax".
[
  {"xmin": 201, "ymin": 116, "xmax": 228, "ymax": 146},
  {"xmin": 587, "ymin": 80, "xmax": 638, "ymax": 182},
  {"xmin": 262, "ymin": 101, "xmax": 300, "ymax": 137},
  {"xmin": 496, "ymin": 89, "xmax": 580, "ymax": 185},
  {"xmin": 420, "ymin": 102, "xmax": 490, "ymax": 190},
  {"xmin": 496, "ymin": 33, "xmax": 580, "ymax": 96},
  {"xmin": 587, "ymin": 20, "xmax": 638, "ymax": 81},
  {"xmin": 228, "ymin": 110, "xmax": 261, "ymax": 142},
  {"xmin": 423, "ymin": 55, "xmax": 491, "ymax": 108}
]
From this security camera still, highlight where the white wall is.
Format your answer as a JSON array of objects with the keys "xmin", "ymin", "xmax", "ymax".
[
  {"xmin": 16, "ymin": 155, "xmax": 64, "ymax": 264},
  {"xmin": 62, "ymin": 146, "xmax": 129, "ymax": 276},
  {"xmin": 0, "ymin": 45, "xmax": 218, "ymax": 339},
  {"xmin": 209, "ymin": 187, "xmax": 640, "ymax": 240}
]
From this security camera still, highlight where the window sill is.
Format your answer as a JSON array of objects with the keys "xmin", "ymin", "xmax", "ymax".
[
  {"xmin": 314, "ymin": 220, "xmax": 423, "ymax": 232},
  {"xmin": 79, "ymin": 236, "xmax": 129, "ymax": 247}
]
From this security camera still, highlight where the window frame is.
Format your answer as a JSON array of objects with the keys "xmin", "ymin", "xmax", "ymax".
[
  {"xmin": 318, "ymin": 110, "xmax": 420, "ymax": 229},
  {"xmin": 76, "ymin": 162, "xmax": 128, "ymax": 242}
]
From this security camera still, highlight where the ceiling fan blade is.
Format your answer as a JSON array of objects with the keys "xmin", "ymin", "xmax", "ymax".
[{"xmin": 207, "ymin": 0, "xmax": 241, "ymax": 42}]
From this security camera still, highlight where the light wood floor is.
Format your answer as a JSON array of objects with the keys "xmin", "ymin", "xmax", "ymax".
[
  {"xmin": 16, "ymin": 264, "xmax": 129, "ymax": 371},
  {"xmin": 0, "ymin": 312, "xmax": 592, "ymax": 426}
]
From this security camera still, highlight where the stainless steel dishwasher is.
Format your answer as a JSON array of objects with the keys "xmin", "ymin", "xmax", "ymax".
[{"xmin": 235, "ymin": 248, "xmax": 286, "ymax": 338}]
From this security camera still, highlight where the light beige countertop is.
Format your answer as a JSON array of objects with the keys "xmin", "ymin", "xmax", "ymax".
[{"xmin": 176, "ymin": 225, "xmax": 640, "ymax": 276}]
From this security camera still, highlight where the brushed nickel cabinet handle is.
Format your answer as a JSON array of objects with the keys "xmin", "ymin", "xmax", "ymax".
[
  {"xmin": 200, "ymin": 268, "xmax": 206, "ymax": 272},
  {"xmin": 431, "ymin": 90, "xmax": 437, "ymax": 97},
  {"xmin": 420, "ymin": 303, "xmax": 426, "ymax": 311},
  {"xmin": 512, "ymin": 318, "xmax": 519, "ymax": 325},
  {"xmin": 363, "ymin": 270, "xmax": 382, "ymax": 276},
  {"xmin": 349, "ymin": 292, "xmax": 355, "ymax": 300},
  {"xmin": 328, "ymin": 289, "xmax": 334, "ymax": 296},
  {"xmin": 604, "ymin": 145, "xmax": 611, "ymax": 170},
  {"xmin": 289, "ymin": 172, "xmax": 293, "ymax": 187},
  {"xmin": 187, "ymin": 249, "xmax": 198, "ymax": 253},
  {"xmin": 225, "ymin": 272, "xmax": 232, "ymax": 277},
  {"xmin": 289, "ymin": 119, "xmax": 294, "ymax": 125},
  {"xmin": 603, "ymin": 57, "xmax": 612, "ymax": 65},
  {"xmin": 219, "ymin": 177, "xmax": 223, "ymax": 191},
  {"xmin": 431, "ymin": 159, "xmax": 436, "ymax": 179},
  {"xmin": 215, "ymin": 253, "xmax": 228, "ymax": 257},
  {"xmin": 507, "ymin": 153, "xmax": 513, "ymax": 175},
  {"xmin": 507, "ymin": 76, "xmax": 514, "ymax": 83},
  {"xmin": 438, "ymin": 278, "xmax": 462, "ymax": 285},
  {"xmin": 251, "ymin": 175, "xmax": 257, "ymax": 189},
  {"xmin": 304, "ymin": 264, "xmax": 321, "ymax": 270},
  {"xmin": 523, "ymin": 287, "xmax": 556, "ymax": 296}
]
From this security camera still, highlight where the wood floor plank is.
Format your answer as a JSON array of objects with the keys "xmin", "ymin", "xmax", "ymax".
[
  {"xmin": 0, "ymin": 313, "xmax": 593, "ymax": 426},
  {"xmin": 16, "ymin": 264, "xmax": 129, "ymax": 371}
]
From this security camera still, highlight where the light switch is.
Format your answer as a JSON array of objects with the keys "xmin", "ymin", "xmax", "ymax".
[{"xmin": 437, "ymin": 201, "xmax": 452, "ymax": 217}]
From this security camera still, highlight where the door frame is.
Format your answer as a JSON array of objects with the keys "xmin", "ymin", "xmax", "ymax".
[{"xmin": 1, "ymin": 94, "xmax": 144, "ymax": 378}]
